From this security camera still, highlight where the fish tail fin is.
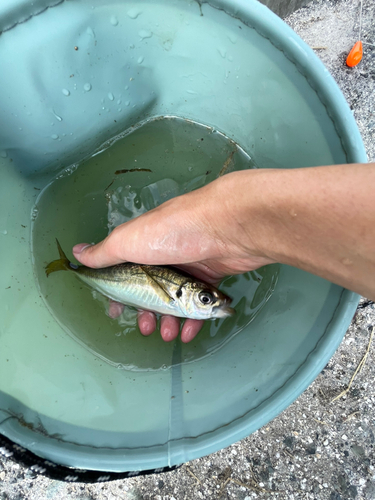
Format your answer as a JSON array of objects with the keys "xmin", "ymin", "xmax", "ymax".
[{"xmin": 45, "ymin": 239, "xmax": 72, "ymax": 277}]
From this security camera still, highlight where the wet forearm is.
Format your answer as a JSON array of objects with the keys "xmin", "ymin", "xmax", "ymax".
[{"xmin": 224, "ymin": 164, "xmax": 375, "ymax": 300}]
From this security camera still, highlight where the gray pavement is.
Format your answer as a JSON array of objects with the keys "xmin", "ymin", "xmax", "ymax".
[
  {"xmin": 260, "ymin": 0, "xmax": 312, "ymax": 19},
  {"xmin": 1, "ymin": 0, "xmax": 374, "ymax": 498}
]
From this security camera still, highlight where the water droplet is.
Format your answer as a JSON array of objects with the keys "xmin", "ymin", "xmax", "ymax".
[
  {"xmin": 129, "ymin": 44, "xmax": 135, "ymax": 49},
  {"xmin": 115, "ymin": 331, "xmax": 122, "ymax": 337},
  {"xmin": 138, "ymin": 29, "xmax": 152, "ymax": 40},
  {"xmin": 2, "ymin": 230, "xmax": 7, "ymax": 235},
  {"xmin": 31, "ymin": 208, "xmax": 39, "ymax": 221},
  {"xmin": 188, "ymin": 166, "xmax": 193, "ymax": 171},
  {"xmin": 110, "ymin": 15, "xmax": 118, "ymax": 26},
  {"xmin": 117, "ymin": 99, "xmax": 122, "ymax": 104},
  {"xmin": 186, "ymin": 89, "xmax": 197, "ymax": 94},
  {"xmin": 125, "ymin": 85, "xmax": 129, "ymax": 90},
  {"xmin": 52, "ymin": 109, "xmax": 62, "ymax": 121},
  {"xmin": 51, "ymin": 134, "xmax": 59, "ymax": 140},
  {"xmin": 125, "ymin": 100, "xmax": 130, "ymax": 106},
  {"xmin": 84, "ymin": 83, "xmax": 92, "ymax": 92},
  {"xmin": 228, "ymin": 55, "xmax": 233, "ymax": 62},
  {"xmin": 73, "ymin": 84, "xmax": 77, "ymax": 90},
  {"xmin": 0, "ymin": 151, "xmax": 8, "ymax": 158},
  {"xmin": 127, "ymin": 8, "xmax": 141, "ymax": 19},
  {"xmin": 108, "ymin": 92, "xmax": 114, "ymax": 101},
  {"xmin": 86, "ymin": 26, "xmax": 95, "ymax": 37},
  {"xmin": 228, "ymin": 34, "xmax": 237, "ymax": 44},
  {"xmin": 137, "ymin": 56, "xmax": 144, "ymax": 64},
  {"xmin": 118, "ymin": 108, "xmax": 122, "ymax": 112},
  {"xmin": 218, "ymin": 47, "xmax": 226, "ymax": 58},
  {"xmin": 18, "ymin": 127, "xmax": 23, "ymax": 131},
  {"xmin": 62, "ymin": 88, "xmax": 70, "ymax": 96},
  {"xmin": 59, "ymin": 164, "xmax": 78, "ymax": 177},
  {"xmin": 161, "ymin": 364, "xmax": 167, "ymax": 370}
]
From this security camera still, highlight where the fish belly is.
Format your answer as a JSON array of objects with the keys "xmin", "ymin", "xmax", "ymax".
[{"xmin": 78, "ymin": 274, "xmax": 180, "ymax": 316}]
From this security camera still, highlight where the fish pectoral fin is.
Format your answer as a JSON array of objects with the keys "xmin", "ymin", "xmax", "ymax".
[{"xmin": 140, "ymin": 266, "xmax": 175, "ymax": 304}]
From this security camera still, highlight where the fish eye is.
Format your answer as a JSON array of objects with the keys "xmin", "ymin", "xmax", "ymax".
[{"xmin": 198, "ymin": 291, "xmax": 214, "ymax": 305}]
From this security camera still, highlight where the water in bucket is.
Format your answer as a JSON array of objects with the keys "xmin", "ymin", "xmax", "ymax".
[{"xmin": 31, "ymin": 116, "xmax": 280, "ymax": 371}]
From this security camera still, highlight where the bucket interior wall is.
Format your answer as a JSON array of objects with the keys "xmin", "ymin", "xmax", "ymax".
[{"xmin": 0, "ymin": 0, "xmax": 364, "ymax": 471}]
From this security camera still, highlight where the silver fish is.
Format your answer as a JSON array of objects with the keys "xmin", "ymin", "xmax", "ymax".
[{"xmin": 46, "ymin": 240, "xmax": 235, "ymax": 320}]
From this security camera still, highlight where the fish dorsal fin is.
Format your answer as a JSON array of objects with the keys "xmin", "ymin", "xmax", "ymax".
[{"xmin": 140, "ymin": 266, "xmax": 175, "ymax": 304}]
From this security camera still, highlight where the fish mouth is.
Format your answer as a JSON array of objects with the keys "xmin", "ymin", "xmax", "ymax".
[{"xmin": 214, "ymin": 302, "xmax": 235, "ymax": 318}]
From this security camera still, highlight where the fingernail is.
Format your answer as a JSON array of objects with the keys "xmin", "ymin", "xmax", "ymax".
[{"xmin": 72, "ymin": 243, "xmax": 92, "ymax": 255}]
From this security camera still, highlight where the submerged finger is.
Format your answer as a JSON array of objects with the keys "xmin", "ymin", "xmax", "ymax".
[
  {"xmin": 160, "ymin": 315, "xmax": 180, "ymax": 342},
  {"xmin": 138, "ymin": 310, "xmax": 157, "ymax": 336},
  {"xmin": 181, "ymin": 319, "xmax": 204, "ymax": 343},
  {"xmin": 108, "ymin": 300, "xmax": 125, "ymax": 319}
]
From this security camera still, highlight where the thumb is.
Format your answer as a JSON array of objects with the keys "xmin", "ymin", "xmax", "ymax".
[
  {"xmin": 72, "ymin": 185, "xmax": 216, "ymax": 269},
  {"xmin": 73, "ymin": 236, "xmax": 123, "ymax": 268},
  {"xmin": 72, "ymin": 210, "xmax": 164, "ymax": 268}
]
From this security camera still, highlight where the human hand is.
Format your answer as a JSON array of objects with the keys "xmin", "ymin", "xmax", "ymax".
[{"xmin": 73, "ymin": 172, "xmax": 274, "ymax": 342}]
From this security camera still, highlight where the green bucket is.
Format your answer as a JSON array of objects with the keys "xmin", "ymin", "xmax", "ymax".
[{"xmin": 0, "ymin": 0, "xmax": 366, "ymax": 477}]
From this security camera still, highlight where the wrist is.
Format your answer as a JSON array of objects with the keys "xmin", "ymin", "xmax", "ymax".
[{"xmin": 211, "ymin": 170, "xmax": 278, "ymax": 266}]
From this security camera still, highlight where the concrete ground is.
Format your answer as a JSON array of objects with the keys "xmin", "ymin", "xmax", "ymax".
[{"xmin": 1, "ymin": 0, "xmax": 374, "ymax": 498}]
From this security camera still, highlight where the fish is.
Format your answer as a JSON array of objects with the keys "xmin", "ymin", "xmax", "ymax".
[{"xmin": 45, "ymin": 240, "xmax": 235, "ymax": 320}]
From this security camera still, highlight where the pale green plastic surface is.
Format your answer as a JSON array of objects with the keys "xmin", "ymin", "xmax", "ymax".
[{"xmin": 0, "ymin": 0, "xmax": 366, "ymax": 471}]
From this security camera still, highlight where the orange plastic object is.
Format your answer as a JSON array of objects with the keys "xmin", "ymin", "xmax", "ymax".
[{"xmin": 346, "ymin": 41, "xmax": 363, "ymax": 67}]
